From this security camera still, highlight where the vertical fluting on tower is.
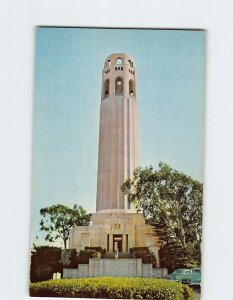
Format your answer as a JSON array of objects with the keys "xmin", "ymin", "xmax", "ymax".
[{"xmin": 96, "ymin": 54, "xmax": 139, "ymax": 212}]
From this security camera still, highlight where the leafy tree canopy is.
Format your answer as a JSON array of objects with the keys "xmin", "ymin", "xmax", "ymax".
[
  {"xmin": 122, "ymin": 162, "xmax": 203, "ymax": 271},
  {"xmin": 40, "ymin": 204, "xmax": 91, "ymax": 249}
]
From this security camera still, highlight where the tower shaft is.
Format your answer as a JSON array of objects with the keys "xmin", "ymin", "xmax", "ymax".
[{"xmin": 96, "ymin": 54, "xmax": 139, "ymax": 212}]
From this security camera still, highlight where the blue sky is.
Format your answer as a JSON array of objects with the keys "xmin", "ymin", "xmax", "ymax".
[{"xmin": 32, "ymin": 28, "xmax": 205, "ymax": 246}]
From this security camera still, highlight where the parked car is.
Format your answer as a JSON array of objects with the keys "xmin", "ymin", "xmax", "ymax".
[
  {"xmin": 165, "ymin": 269, "xmax": 192, "ymax": 282},
  {"xmin": 181, "ymin": 267, "xmax": 201, "ymax": 288}
]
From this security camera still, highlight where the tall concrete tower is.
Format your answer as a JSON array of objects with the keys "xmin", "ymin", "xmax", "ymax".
[{"xmin": 96, "ymin": 53, "xmax": 139, "ymax": 212}]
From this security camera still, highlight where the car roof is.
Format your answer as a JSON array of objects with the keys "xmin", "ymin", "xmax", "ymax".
[{"xmin": 173, "ymin": 269, "xmax": 191, "ymax": 272}]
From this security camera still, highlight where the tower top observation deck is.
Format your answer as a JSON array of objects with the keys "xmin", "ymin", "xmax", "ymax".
[{"xmin": 104, "ymin": 53, "xmax": 135, "ymax": 68}]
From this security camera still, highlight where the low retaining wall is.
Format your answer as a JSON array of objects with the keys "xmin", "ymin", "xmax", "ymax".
[{"xmin": 63, "ymin": 258, "xmax": 167, "ymax": 279}]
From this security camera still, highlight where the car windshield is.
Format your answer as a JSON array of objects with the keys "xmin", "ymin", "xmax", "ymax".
[
  {"xmin": 192, "ymin": 268, "xmax": 201, "ymax": 273},
  {"xmin": 173, "ymin": 269, "xmax": 189, "ymax": 274}
]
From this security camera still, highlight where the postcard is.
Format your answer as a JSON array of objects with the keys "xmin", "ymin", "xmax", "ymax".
[{"xmin": 30, "ymin": 27, "xmax": 205, "ymax": 299}]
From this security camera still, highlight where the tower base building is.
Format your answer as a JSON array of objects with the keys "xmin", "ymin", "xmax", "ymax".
[{"xmin": 70, "ymin": 211, "xmax": 159, "ymax": 260}]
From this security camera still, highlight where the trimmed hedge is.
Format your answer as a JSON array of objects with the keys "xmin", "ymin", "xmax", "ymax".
[
  {"xmin": 84, "ymin": 246, "xmax": 102, "ymax": 252},
  {"xmin": 30, "ymin": 277, "xmax": 193, "ymax": 299},
  {"xmin": 132, "ymin": 249, "xmax": 157, "ymax": 267},
  {"xmin": 77, "ymin": 250, "xmax": 98, "ymax": 264},
  {"xmin": 130, "ymin": 247, "xmax": 149, "ymax": 255}
]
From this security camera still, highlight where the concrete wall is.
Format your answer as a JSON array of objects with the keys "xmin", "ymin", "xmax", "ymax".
[
  {"xmin": 89, "ymin": 258, "xmax": 142, "ymax": 277},
  {"xmin": 153, "ymin": 268, "xmax": 168, "ymax": 278},
  {"xmin": 63, "ymin": 267, "xmax": 85, "ymax": 279},
  {"xmin": 63, "ymin": 258, "xmax": 167, "ymax": 279}
]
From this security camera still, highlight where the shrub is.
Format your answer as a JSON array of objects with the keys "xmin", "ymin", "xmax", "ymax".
[
  {"xmin": 78, "ymin": 250, "xmax": 97, "ymax": 257},
  {"xmin": 130, "ymin": 247, "xmax": 149, "ymax": 255},
  {"xmin": 132, "ymin": 249, "xmax": 157, "ymax": 267},
  {"xmin": 30, "ymin": 246, "xmax": 62, "ymax": 283},
  {"xmin": 30, "ymin": 277, "xmax": 193, "ymax": 299},
  {"xmin": 68, "ymin": 249, "xmax": 78, "ymax": 268},
  {"xmin": 133, "ymin": 249, "xmax": 149, "ymax": 258},
  {"xmin": 84, "ymin": 246, "xmax": 102, "ymax": 252},
  {"xmin": 77, "ymin": 250, "xmax": 98, "ymax": 264}
]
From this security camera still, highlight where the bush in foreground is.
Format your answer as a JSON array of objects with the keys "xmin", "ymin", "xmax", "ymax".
[{"xmin": 30, "ymin": 277, "xmax": 193, "ymax": 299}]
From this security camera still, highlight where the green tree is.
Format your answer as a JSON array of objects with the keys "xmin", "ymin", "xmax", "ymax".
[
  {"xmin": 30, "ymin": 245, "xmax": 62, "ymax": 283},
  {"xmin": 40, "ymin": 204, "xmax": 91, "ymax": 249},
  {"xmin": 122, "ymin": 162, "xmax": 202, "ymax": 271}
]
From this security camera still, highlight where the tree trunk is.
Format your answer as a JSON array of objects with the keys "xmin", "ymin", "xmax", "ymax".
[{"xmin": 176, "ymin": 202, "xmax": 186, "ymax": 247}]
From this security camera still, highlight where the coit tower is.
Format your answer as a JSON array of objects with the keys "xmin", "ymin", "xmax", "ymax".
[
  {"xmin": 96, "ymin": 53, "xmax": 139, "ymax": 212},
  {"xmin": 70, "ymin": 54, "xmax": 158, "ymax": 256}
]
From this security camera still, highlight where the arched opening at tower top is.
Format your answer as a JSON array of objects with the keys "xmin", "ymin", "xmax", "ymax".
[
  {"xmin": 105, "ymin": 60, "xmax": 111, "ymax": 68},
  {"xmin": 115, "ymin": 77, "xmax": 123, "ymax": 95},
  {"xmin": 116, "ymin": 57, "xmax": 123, "ymax": 65},
  {"xmin": 129, "ymin": 79, "xmax": 135, "ymax": 96},
  {"xmin": 104, "ymin": 79, "xmax": 109, "ymax": 97},
  {"xmin": 128, "ymin": 60, "xmax": 134, "ymax": 68}
]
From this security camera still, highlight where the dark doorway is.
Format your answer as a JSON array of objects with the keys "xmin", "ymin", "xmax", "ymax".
[{"xmin": 113, "ymin": 234, "xmax": 122, "ymax": 252}]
